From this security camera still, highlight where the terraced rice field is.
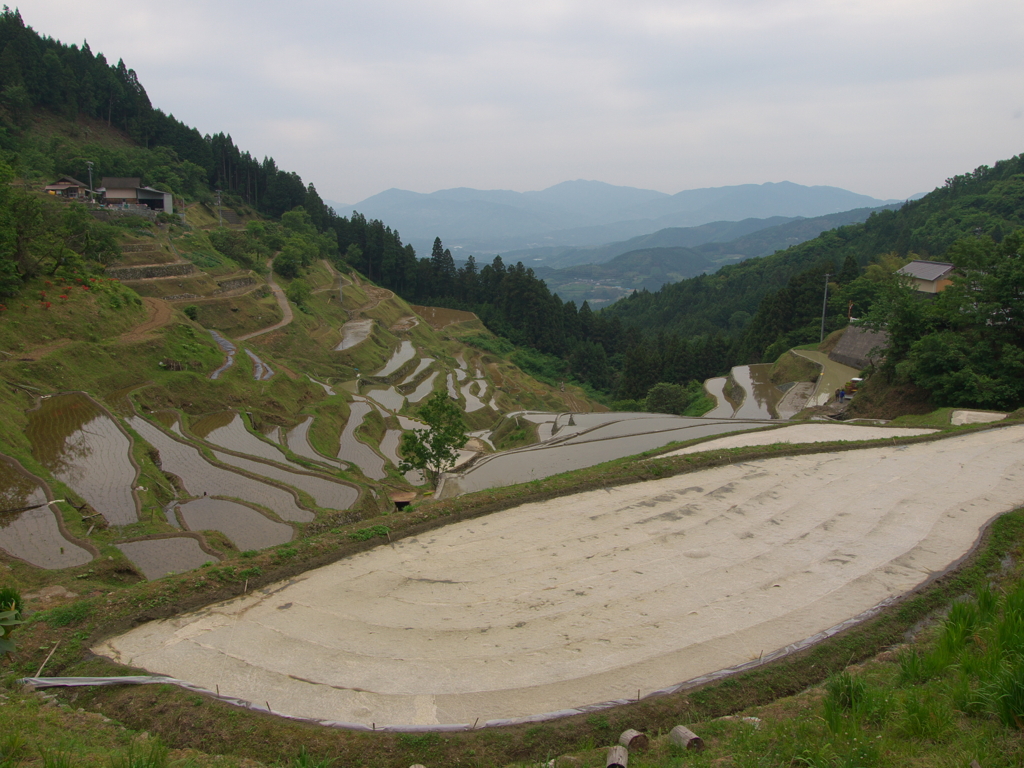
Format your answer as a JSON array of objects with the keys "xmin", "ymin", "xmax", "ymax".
[
  {"xmin": 176, "ymin": 498, "xmax": 294, "ymax": 551},
  {"xmin": 0, "ymin": 456, "xmax": 92, "ymax": 568},
  {"xmin": 210, "ymin": 451, "xmax": 358, "ymax": 510},
  {"xmin": 128, "ymin": 417, "xmax": 314, "ymax": 523},
  {"xmin": 27, "ymin": 393, "xmax": 139, "ymax": 525},
  {"xmin": 116, "ymin": 537, "xmax": 214, "ymax": 580},
  {"xmin": 337, "ymin": 401, "xmax": 387, "ymax": 480}
]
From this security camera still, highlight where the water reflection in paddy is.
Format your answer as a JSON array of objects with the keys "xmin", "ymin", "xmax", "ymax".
[
  {"xmin": 128, "ymin": 417, "xmax": 314, "ymax": 522},
  {"xmin": 176, "ymin": 498, "xmax": 293, "ymax": 551},
  {"xmin": 376, "ymin": 341, "xmax": 416, "ymax": 376},
  {"xmin": 336, "ymin": 319, "xmax": 373, "ymax": 350},
  {"xmin": 442, "ymin": 415, "xmax": 762, "ymax": 497},
  {"xmin": 211, "ymin": 451, "xmax": 358, "ymax": 510},
  {"xmin": 407, "ymin": 372, "xmax": 438, "ymax": 403},
  {"xmin": 191, "ymin": 412, "xmax": 297, "ymax": 467},
  {"xmin": 0, "ymin": 457, "xmax": 92, "ymax": 568},
  {"xmin": 337, "ymin": 401, "xmax": 387, "ymax": 480},
  {"xmin": 245, "ymin": 349, "xmax": 275, "ymax": 381},
  {"xmin": 730, "ymin": 364, "xmax": 782, "ymax": 420},
  {"xmin": 286, "ymin": 417, "xmax": 338, "ymax": 467},
  {"xmin": 117, "ymin": 537, "xmax": 214, "ymax": 580},
  {"xmin": 703, "ymin": 377, "xmax": 733, "ymax": 418},
  {"xmin": 27, "ymin": 393, "xmax": 139, "ymax": 525},
  {"xmin": 400, "ymin": 358, "xmax": 434, "ymax": 384},
  {"xmin": 446, "ymin": 373, "xmax": 458, "ymax": 398},
  {"xmin": 209, "ymin": 331, "xmax": 237, "ymax": 379},
  {"xmin": 366, "ymin": 387, "xmax": 405, "ymax": 411}
]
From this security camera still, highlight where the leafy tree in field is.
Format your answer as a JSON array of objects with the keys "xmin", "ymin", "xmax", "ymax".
[
  {"xmin": 645, "ymin": 382, "xmax": 702, "ymax": 415},
  {"xmin": 399, "ymin": 391, "xmax": 468, "ymax": 489}
]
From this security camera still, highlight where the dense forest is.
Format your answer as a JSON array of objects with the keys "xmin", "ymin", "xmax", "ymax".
[{"xmin": 2, "ymin": 5, "xmax": 1023, "ymax": 411}]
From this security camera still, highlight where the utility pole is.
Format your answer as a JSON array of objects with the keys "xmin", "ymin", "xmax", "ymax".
[
  {"xmin": 819, "ymin": 272, "xmax": 831, "ymax": 343},
  {"xmin": 86, "ymin": 161, "xmax": 94, "ymax": 199},
  {"xmin": 215, "ymin": 189, "xmax": 222, "ymax": 226}
]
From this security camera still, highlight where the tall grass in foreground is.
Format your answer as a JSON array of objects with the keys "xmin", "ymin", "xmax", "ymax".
[{"xmin": 541, "ymin": 583, "xmax": 1024, "ymax": 768}]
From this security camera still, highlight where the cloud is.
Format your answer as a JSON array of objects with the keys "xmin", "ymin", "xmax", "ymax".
[{"xmin": 20, "ymin": 1, "xmax": 1024, "ymax": 202}]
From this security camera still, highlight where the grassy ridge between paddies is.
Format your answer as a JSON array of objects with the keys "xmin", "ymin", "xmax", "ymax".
[{"xmin": 2, "ymin": 412, "xmax": 1022, "ymax": 768}]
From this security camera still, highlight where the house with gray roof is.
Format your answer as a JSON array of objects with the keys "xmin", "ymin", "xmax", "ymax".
[{"xmin": 897, "ymin": 260, "xmax": 955, "ymax": 293}]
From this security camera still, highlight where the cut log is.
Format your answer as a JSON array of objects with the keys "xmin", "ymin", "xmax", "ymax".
[
  {"xmin": 669, "ymin": 725, "xmax": 704, "ymax": 751},
  {"xmin": 618, "ymin": 729, "xmax": 648, "ymax": 751},
  {"xmin": 606, "ymin": 745, "xmax": 628, "ymax": 768}
]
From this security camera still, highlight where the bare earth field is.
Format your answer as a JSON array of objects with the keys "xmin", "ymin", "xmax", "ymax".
[{"xmin": 95, "ymin": 424, "xmax": 1024, "ymax": 729}]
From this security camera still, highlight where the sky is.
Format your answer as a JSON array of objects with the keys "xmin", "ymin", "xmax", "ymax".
[{"xmin": 21, "ymin": 1, "xmax": 1024, "ymax": 205}]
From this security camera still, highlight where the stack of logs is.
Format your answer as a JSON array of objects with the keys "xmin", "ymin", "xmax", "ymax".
[{"xmin": 606, "ymin": 725, "xmax": 703, "ymax": 768}]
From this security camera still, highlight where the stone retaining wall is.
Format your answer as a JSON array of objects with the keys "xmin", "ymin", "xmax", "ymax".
[{"xmin": 107, "ymin": 263, "xmax": 195, "ymax": 281}]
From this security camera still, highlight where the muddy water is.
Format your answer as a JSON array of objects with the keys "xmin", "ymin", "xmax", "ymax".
[
  {"xmin": 117, "ymin": 538, "xmax": 214, "ymax": 580},
  {"xmin": 366, "ymin": 387, "xmax": 405, "ymax": 411},
  {"xmin": 286, "ymin": 417, "xmax": 337, "ymax": 466},
  {"xmin": 728, "ymin": 365, "xmax": 780, "ymax": 420},
  {"xmin": 176, "ymin": 498, "xmax": 293, "ymax": 551},
  {"xmin": 337, "ymin": 401, "xmax": 387, "ymax": 480},
  {"xmin": 191, "ymin": 413, "xmax": 297, "ymax": 467},
  {"xmin": 336, "ymin": 319, "xmax": 373, "ymax": 351},
  {"xmin": 211, "ymin": 451, "xmax": 358, "ymax": 510},
  {"xmin": 209, "ymin": 331, "xmax": 237, "ymax": 379},
  {"xmin": 407, "ymin": 372, "xmax": 439, "ymax": 404},
  {"xmin": 0, "ymin": 457, "xmax": 93, "ymax": 568},
  {"xmin": 27, "ymin": 393, "xmax": 139, "ymax": 525},
  {"xmin": 443, "ymin": 415, "xmax": 760, "ymax": 497},
  {"xmin": 377, "ymin": 341, "xmax": 416, "ymax": 376},
  {"xmin": 128, "ymin": 417, "xmax": 314, "ymax": 523},
  {"xmin": 703, "ymin": 377, "xmax": 734, "ymax": 418},
  {"xmin": 245, "ymin": 350, "xmax": 275, "ymax": 381}
]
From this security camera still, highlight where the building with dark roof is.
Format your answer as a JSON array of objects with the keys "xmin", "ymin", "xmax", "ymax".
[{"xmin": 897, "ymin": 260, "xmax": 955, "ymax": 293}]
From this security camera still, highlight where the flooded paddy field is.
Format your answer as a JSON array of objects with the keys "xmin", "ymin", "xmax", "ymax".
[
  {"xmin": 208, "ymin": 331, "xmax": 237, "ymax": 380},
  {"xmin": 337, "ymin": 401, "xmax": 387, "ymax": 480},
  {"xmin": 210, "ymin": 451, "xmax": 358, "ymax": 511},
  {"xmin": 399, "ymin": 357, "xmax": 434, "ymax": 384},
  {"xmin": 376, "ymin": 341, "xmax": 416, "ymax": 376},
  {"xmin": 366, "ymin": 387, "xmax": 405, "ymax": 411},
  {"xmin": 406, "ymin": 372, "xmax": 438, "ymax": 403},
  {"xmin": 702, "ymin": 377, "xmax": 733, "ymax": 418},
  {"xmin": 0, "ymin": 457, "xmax": 93, "ymax": 568},
  {"xmin": 440, "ymin": 415, "xmax": 764, "ymax": 497},
  {"xmin": 245, "ymin": 349, "xmax": 275, "ymax": 381},
  {"xmin": 98, "ymin": 425, "xmax": 1024, "ymax": 727},
  {"xmin": 730, "ymin": 364, "xmax": 783, "ymax": 419},
  {"xmin": 285, "ymin": 417, "xmax": 339, "ymax": 467},
  {"xmin": 190, "ymin": 412, "xmax": 297, "ymax": 467},
  {"xmin": 176, "ymin": 498, "xmax": 293, "ymax": 551},
  {"xmin": 116, "ymin": 537, "xmax": 216, "ymax": 580},
  {"xmin": 27, "ymin": 393, "xmax": 139, "ymax": 525},
  {"xmin": 335, "ymin": 319, "xmax": 373, "ymax": 351},
  {"xmin": 128, "ymin": 417, "xmax": 314, "ymax": 523}
]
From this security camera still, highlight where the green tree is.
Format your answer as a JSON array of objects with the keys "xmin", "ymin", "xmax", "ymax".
[{"xmin": 399, "ymin": 391, "xmax": 468, "ymax": 489}]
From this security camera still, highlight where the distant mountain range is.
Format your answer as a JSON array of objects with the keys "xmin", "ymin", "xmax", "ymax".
[
  {"xmin": 531, "ymin": 205, "xmax": 900, "ymax": 307},
  {"xmin": 328, "ymin": 180, "xmax": 908, "ymax": 258}
]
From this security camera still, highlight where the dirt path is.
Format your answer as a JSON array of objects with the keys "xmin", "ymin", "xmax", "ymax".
[
  {"xmin": 235, "ymin": 261, "xmax": 294, "ymax": 342},
  {"xmin": 119, "ymin": 298, "xmax": 173, "ymax": 343}
]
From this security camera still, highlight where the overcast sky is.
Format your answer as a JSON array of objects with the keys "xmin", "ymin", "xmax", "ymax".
[{"xmin": 22, "ymin": 1, "xmax": 1024, "ymax": 205}]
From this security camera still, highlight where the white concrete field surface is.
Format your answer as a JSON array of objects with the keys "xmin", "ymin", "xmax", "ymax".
[{"xmin": 96, "ymin": 424, "xmax": 1024, "ymax": 728}]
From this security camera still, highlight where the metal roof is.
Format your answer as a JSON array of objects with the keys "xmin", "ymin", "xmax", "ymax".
[{"xmin": 897, "ymin": 260, "xmax": 955, "ymax": 282}]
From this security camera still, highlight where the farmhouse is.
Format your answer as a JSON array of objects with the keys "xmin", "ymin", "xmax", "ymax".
[
  {"xmin": 897, "ymin": 260, "xmax": 956, "ymax": 293},
  {"xmin": 98, "ymin": 177, "xmax": 174, "ymax": 214}
]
